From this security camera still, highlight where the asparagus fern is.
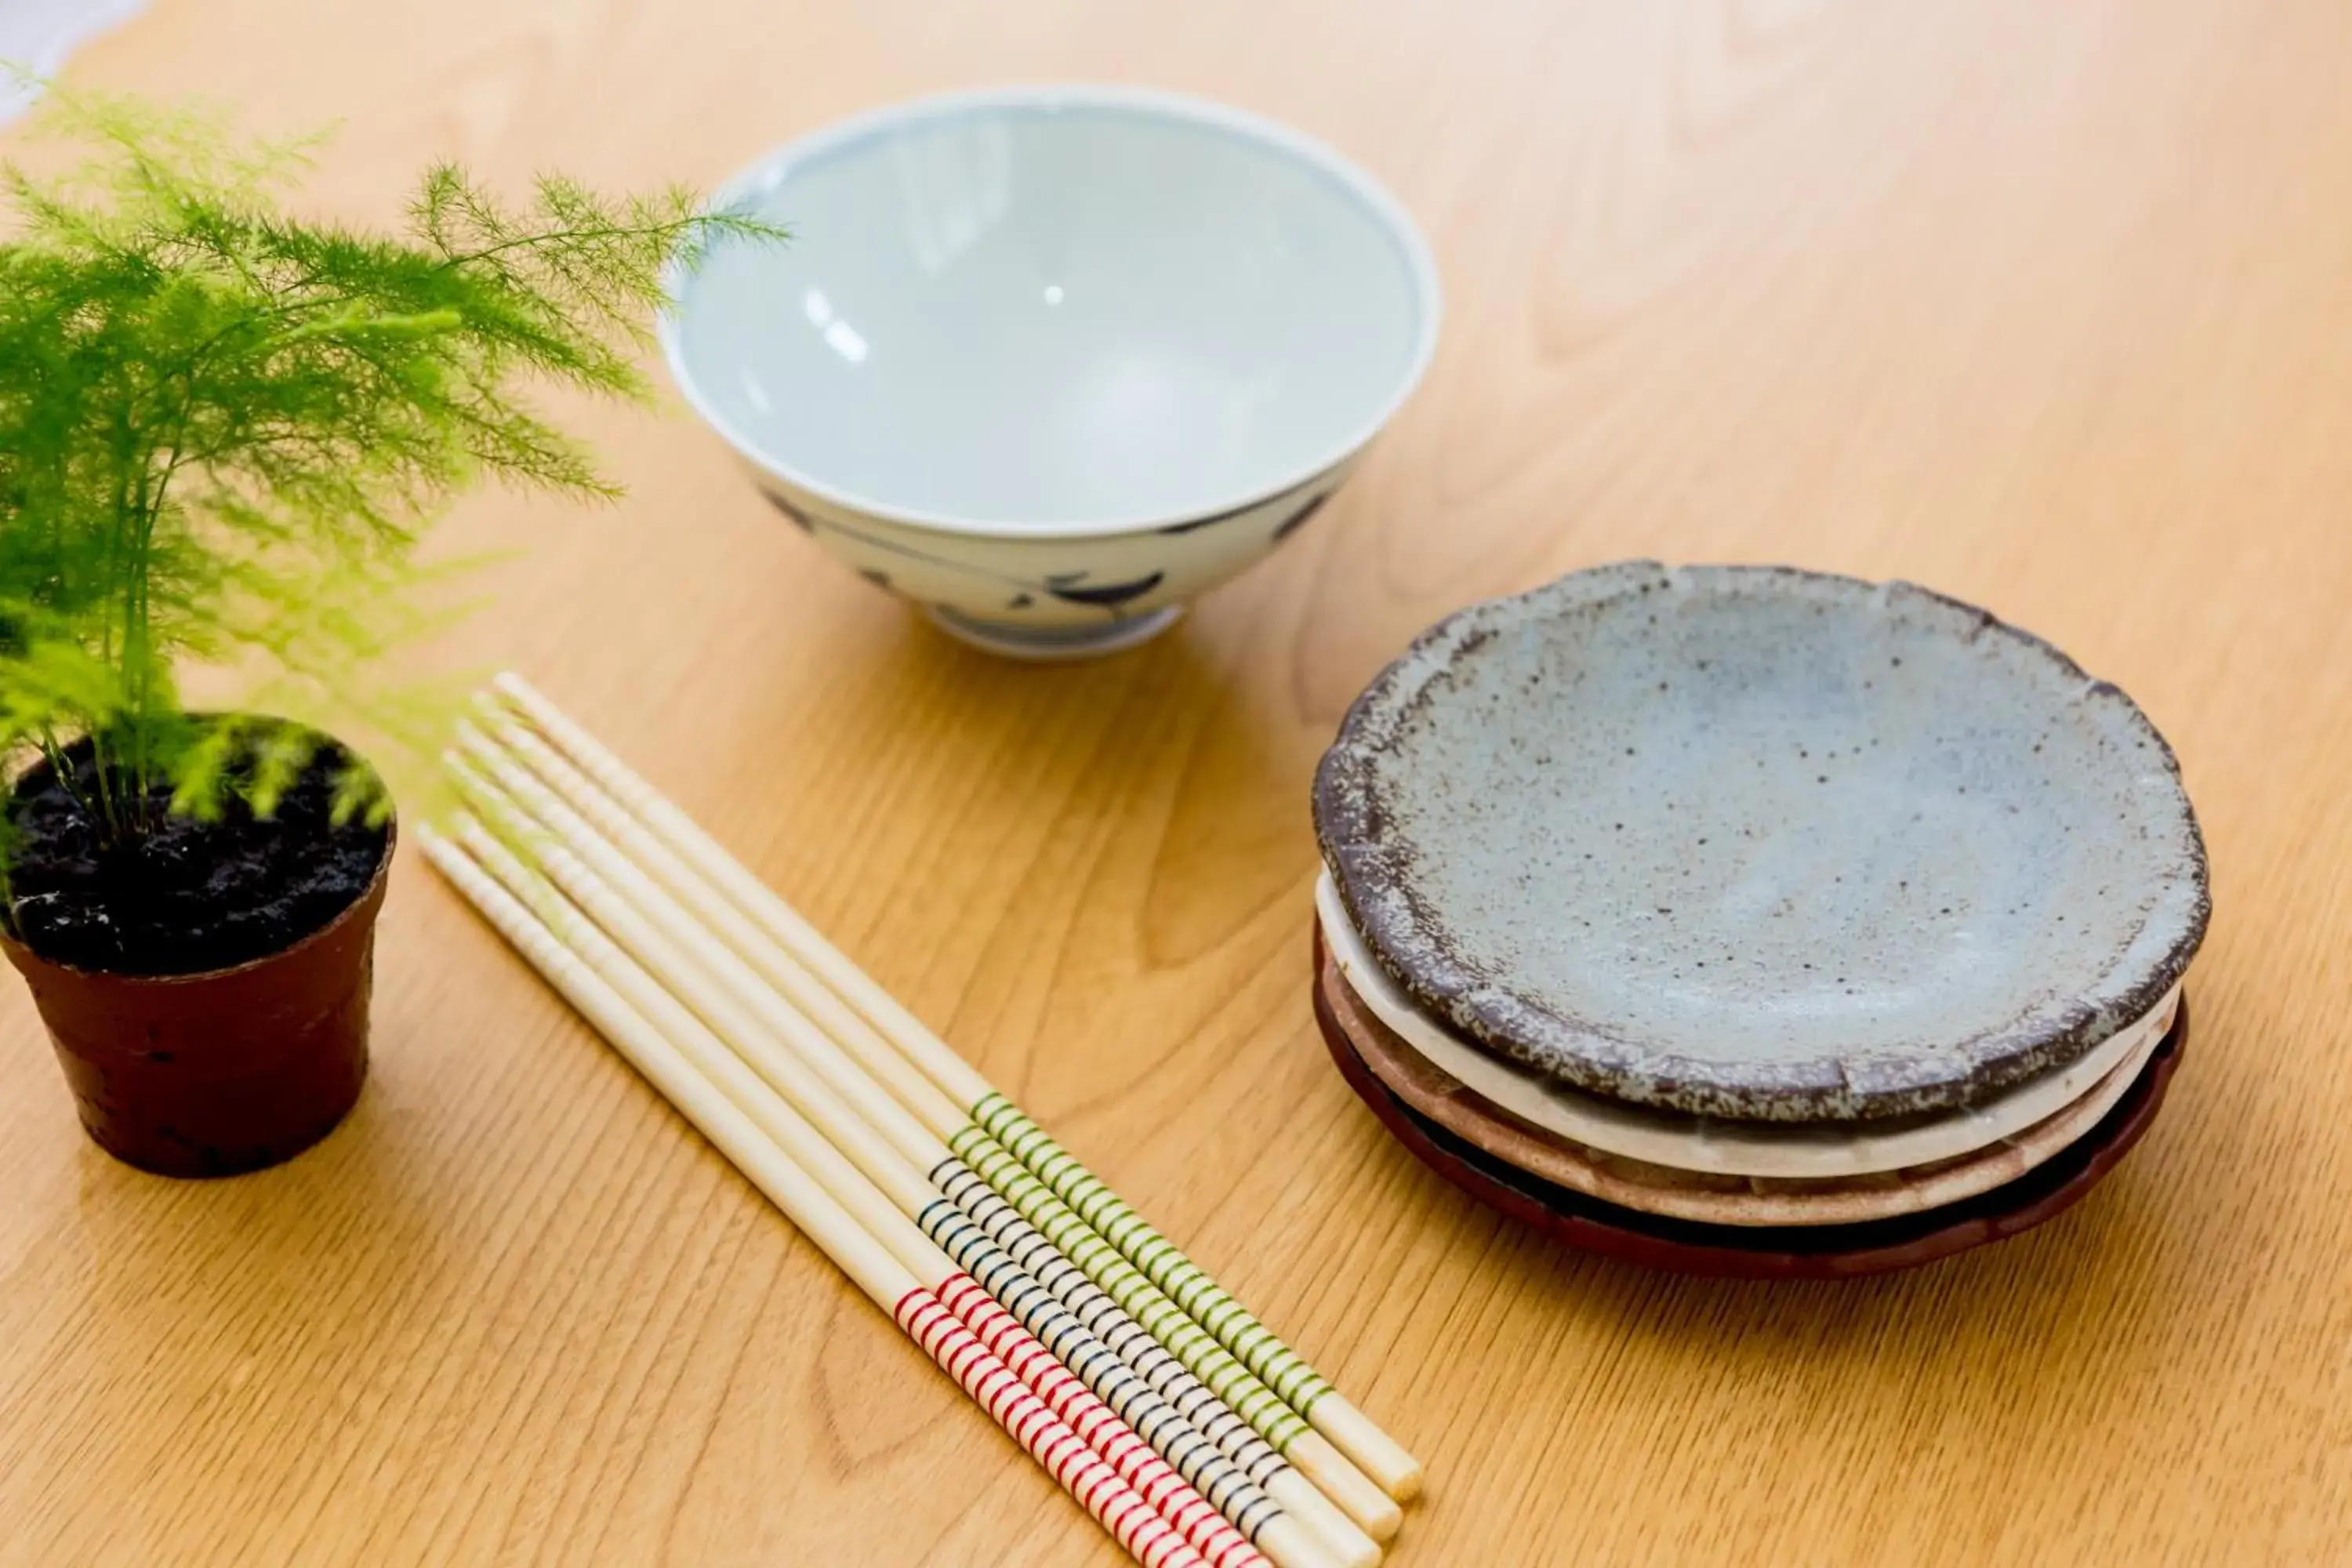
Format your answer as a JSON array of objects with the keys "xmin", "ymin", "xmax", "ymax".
[{"xmin": 0, "ymin": 87, "xmax": 780, "ymax": 860}]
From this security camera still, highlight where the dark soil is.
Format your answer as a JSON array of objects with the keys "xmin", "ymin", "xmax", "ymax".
[{"xmin": 5, "ymin": 738, "xmax": 390, "ymax": 977}]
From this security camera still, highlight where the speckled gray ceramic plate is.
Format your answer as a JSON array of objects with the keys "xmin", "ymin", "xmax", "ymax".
[{"xmin": 1313, "ymin": 562, "xmax": 2210, "ymax": 1122}]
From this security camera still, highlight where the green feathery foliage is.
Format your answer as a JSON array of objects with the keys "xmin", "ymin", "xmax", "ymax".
[{"xmin": 0, "ymin": 85, "xmax": 782, "ymax": 872}]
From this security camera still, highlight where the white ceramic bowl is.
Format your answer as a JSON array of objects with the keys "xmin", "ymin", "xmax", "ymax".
[{"xmin": 662, "ymin": 85, "xmax": 1440, "ymax": 659}]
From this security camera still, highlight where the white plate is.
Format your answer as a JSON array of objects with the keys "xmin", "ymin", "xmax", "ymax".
[
  {"xmin": 1322, "ymin": 924, "xmax": 2164, "ymax": 1226},
  {"xmin": 1318, "ymin": 871, "xmax": 2180, "ymax": 1179}
]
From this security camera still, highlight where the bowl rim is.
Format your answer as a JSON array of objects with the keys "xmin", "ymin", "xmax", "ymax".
[{"xmin": 658, "ymin": 82, "xmax": 1443, "ymax": 541}]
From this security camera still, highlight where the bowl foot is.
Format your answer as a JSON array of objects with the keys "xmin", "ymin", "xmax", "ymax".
[{"xmin": 927, "ymin": 604, "xmax": 1183, "ymax": 661}]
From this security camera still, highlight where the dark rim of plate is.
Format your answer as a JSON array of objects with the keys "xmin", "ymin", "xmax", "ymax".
[
  {"xmin": 1312, "ymin": 561, "xmax": 2212, "ymax": 1122},
  {"xmin": 1314, "ymin": 948, "xmax": 2189, "ymax": 1276}
]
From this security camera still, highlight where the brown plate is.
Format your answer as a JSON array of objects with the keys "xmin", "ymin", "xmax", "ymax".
[
  {"xmin": 1326, "ymin": 915, "xmax": 2171, "ymax": 1227},
  {"xmin": 1313, "ymin": 932, "xmax": 2188, "ymax": 1277}
]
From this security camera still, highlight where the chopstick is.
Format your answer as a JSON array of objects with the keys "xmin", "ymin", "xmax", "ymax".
[
  {"xmin": 446, "ymin": 731, "xmax": 1392, "ymax": 1559},
  {"xmin": 444, "ymin": 816, "xmax": 1288, "ymax": 1568},
  {"xmin": 417, "ymin": 825, "xmax": 1218, "ymax": 1568},
  {"xmin": 443, "ymin": 776, "xmax": 1361, "ymax": 1568},
  {"xmin": 463, "ymin": 688, "xmax": 1413, "ymax": 1533},
  {"xmin": 483, "ymin": 674, "xmax": 1423, "ymax": 1504}
]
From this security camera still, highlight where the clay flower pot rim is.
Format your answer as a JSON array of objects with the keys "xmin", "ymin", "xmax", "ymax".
[
  {"xmin": 0, "ymin": 713, "xmax": 397, "ymax": 986},
  {"xmin": 0, "ymin": 815, "xmax": 397, "ymax": 989}
]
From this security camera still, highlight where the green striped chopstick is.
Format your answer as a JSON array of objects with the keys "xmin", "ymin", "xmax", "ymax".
[
  {"xmin": 443, "ymin": 742, "xmax": 1392, "ymax": 1555},
  {"xmin": 419, "ymin": 827, "xmax": 1218, "ymax": 1568},
  {"xmin": 461, "ymin": 698, "xmax": 1402, "ymax": 1537},
  {"xmin": 487, "ymin": 674, "xmax": 1424, "ymax": 1506}
]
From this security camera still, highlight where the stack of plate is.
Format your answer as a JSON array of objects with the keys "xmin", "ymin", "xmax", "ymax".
[{"xmin": 1310, "ymin": 564, "xmax": 2209, "ymax": 1276}]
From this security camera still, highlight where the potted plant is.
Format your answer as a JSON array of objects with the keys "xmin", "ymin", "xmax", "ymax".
[{"xmin": 0, "ymin": 90, "xmax": 778, "ymax": 1175}]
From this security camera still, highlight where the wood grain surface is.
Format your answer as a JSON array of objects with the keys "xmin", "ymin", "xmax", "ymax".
[{"xmin": 5, "ymin": 1, "xmax": 2350, "ymax": 1562}]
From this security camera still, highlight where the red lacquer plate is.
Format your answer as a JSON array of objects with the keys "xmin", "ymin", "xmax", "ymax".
[{"xmin": 1312, "ymin": 934, "xmax": 2187, "ymax": 1279}]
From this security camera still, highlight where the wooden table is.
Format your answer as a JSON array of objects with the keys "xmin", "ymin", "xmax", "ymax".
[{"xmin": 5, "ymin": 2, "xmax": 2349, "ymax": 1561}]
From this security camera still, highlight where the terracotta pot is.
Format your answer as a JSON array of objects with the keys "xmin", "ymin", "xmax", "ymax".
[{"xmin": 0, "ymin": 820, "xmax": 394, "ymax": 1178}]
